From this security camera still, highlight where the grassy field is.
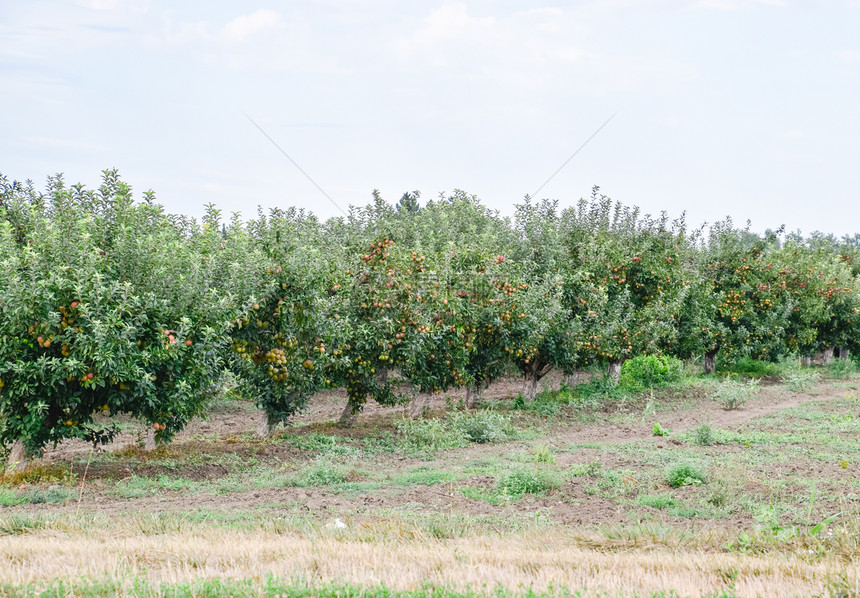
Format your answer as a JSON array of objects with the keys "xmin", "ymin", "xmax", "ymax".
[{"xmin": 1, "ymin": 362, "xmax": 859, "ymax": 597}]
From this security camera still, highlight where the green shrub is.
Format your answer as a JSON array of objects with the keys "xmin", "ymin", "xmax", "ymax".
[
  {"xmin": 395, "ymin": 411, "xmax": 515, "ymax": 452},
  {"xmin": 826, "ymin": 358, "xmax": 858, "ymax": 380},
  {"xmin": 652, "ymin": 423, "xmax": 671, "ymax": 437},
  {"xmin": 395, "ymin": 418, "xmax": 466, "ymax": 452},
  {"xmin": 450, "ymin": 411, "xmax": 515, "ymax": 444},
  {"xmin": 720, "ymin": 357, "xmax": 782, "ymax": 378},
  {"xmin": 692, "ymin": 424, "xmax": 714, "ymax": 446},
  {"xmin": 783, "ymin": 369, "xmax": 821, "ymax": 392},
  {"xmin": 620, "ymin": 355, "xmax": 685, "ymax": 389},
  {"xmin": 713, "ymin": 377, "xmax": 759, "ymax": 410},
  {"xmin": 666, "ymin": 463, "xmax": 707, "ymax": 488}
]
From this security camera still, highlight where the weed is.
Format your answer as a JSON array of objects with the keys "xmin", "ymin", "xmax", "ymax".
[
  {"xmin": 652, "ymin": 423, "xmax": 671, "ymax": 437},
  {"xmin": 584, "ymin": 469, "xmax": 638, "ymax": 498},
  {"xmin": 638, "ymin": 494, "xmax": 676, "ymax": 509},
  {"xmin": 133, "ymin": 512, "xmax": 190, "ymax": 535},
  {"xmin": 667, "ymin": 463, "xmax": 707, "ymax": 488},
  {"xmin": 109, "ymin": 474, "xmax": 201, "ymax": 498},
  {"xmin": 0, "ymin": 486, "xmax": 73, "ymax": 505},
  {"xmin": 721, "ymin": 356, "xmax": 782, "ymax": 378},
  {"xmin": 0, "ymin": 463, "xmax": 76, "ymax": 487},
  {"xmin": 713, "ymin": 377, "xmax": 759, "ymax": 410},
  {"xmin": 531, "ymin": 445, "xmax": 555, "ymax": 464},
  {"xmin": 783, "ymin": 369, "xmax": 821, "ymax": 392},
  {"xmin": 393, "ymin": 466, "xmax": 456, "ymax": 487},
  {"xmin": 826, "ymin": 358, "xmax": 858, "ymax": 380},
  {"xmin": 0, "ymin": 514, "xmax": 49, "ymax": 535},
  {"xmin": 692, "ymin": 424, "xmax": 714, "ymax": 446},
  {"xmin": 498, "ymin": 467, "xmax": 562, "ymax": 498},
  {"xmin": 281, "ymin": 433, "xmax": 359, "ymax": 457},
  {"xmin": 290, "ymin": 458, "xmax": 356, "ymax": 487},
  {"xmin": 395, "ymin": 418, "xmax": 466, "ymax": 452},
  {"xmin": 575, "ymin": 374, "xmax": 630, "ymax": 401},
  {"xmin": 450, "ymin": 411, "xmax": 515, "ymax": 444},
  {"xmin": 571, "ymin": 458, "xmax": 602, "ymax": 478}
]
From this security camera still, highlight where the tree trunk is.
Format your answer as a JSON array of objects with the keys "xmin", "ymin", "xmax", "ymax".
[
  {"xmin": 407, "ymin": 392, "xmax": 432, "ymax": 417},
  {"xmin": 608, "ymin": 360, "xmax": 624, "ymax": 385},
  {"xmin": 522, "ymin": 376, "xmax": 540, "ymax": 402},
  {"xmin": 801, "ymin": 355, "xmax": 812, "ymax": 367},
  {"xmin": 562, "ymin": 371, "xmax": 580, "ymax": 390},
  {"xmin": 339, "ymin": 399, "xmax": 361, "ymax": 427},
  {"xmin": 465, "ymin": 384, "xmax": 480, "ymax": 409},
  {"xmin": 822, "ymin": 347, "xmax": 835, "ymax": 365},
  {"xmin": 839, "ymin": 347, "xmax": 851, "ymax": 361},
  {"xmin": 6, "ymin": 439, "xmax": 28, "ymax": 473},
  {"xmin": 703, "ymin": 349, "xmax": 717, "ymax": 375},
  {"xmin": 255, "ymin": 410, "xmax": 275, "ymax": 438},
  {"xmin": 144, "ymin": 429, "xmax": 157, "ymax": 451}
]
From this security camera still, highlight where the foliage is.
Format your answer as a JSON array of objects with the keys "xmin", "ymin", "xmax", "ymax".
[
  {"xmin": 0, "ymin": 172, "xmax": 239, "ymax": 457},
  {"xmin": 620, "ymin": 355, "xmax": 685, "ymax": 389},
  {"xmin": 4, "ymin": 168, "xmax": 860, "ymax": 464}
]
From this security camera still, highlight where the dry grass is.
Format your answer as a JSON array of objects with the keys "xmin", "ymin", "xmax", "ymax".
[{"xmin": 0, "ymin": 516, "xmax": 858, "ymax": 597}]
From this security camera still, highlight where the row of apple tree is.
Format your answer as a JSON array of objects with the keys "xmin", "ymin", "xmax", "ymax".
[{"xmin": 2, "ymin": 171, "xmax": 859, "ymax": 464}]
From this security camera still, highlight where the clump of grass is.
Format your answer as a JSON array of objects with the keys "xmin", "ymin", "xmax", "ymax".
[
  {"xmin": 574, "ymin": 374, "xmax": 631, "ymax": 401},
  {"xmin": 497, "ymin": 467, "xmax": 562, "ymax": 498},
  {"xmin": 450, "ymin": 411, "xmax": 515, "ymax": 444},
  {"xmin": 638, "ymin": 494, "xmax": 676, "ymax": 509},
  {"xmin": 515, "ymin": 387, "xmax": 601, "ymax": 416},
  {"xmin": 531, "ymin": 445, "xmax": 555, "ymax": 464},
  {"xmin": 0, "ymin": 486, "xmax": 75, "ymax": 506},
  {"xmin": 281, "ymin": 433, "xmax": 359, "ymax": 457},
  {"xmin": 0, "ymin": 514, "xmax": 50, "ymax": 536},
  {"xmin": 395, "ymin": 418, "xmax": 466, "ymax": 452},
  {"xmin": 395, "ymin": 411, "xmax": 516, "ymax": 453},
  {"xmin": 666, "ymin": 463, "xmax": 707, "ymax": 488},
  {"xmin": 692, "ymin": 424, "xmax": 714, "ymax": 446},
  {"xmin": 0, "ymin": 463, "xmax": 76, "ymax": 487},
  {"xmin": 783, "ymin": 368, "xmax": 821, "ymax": 392},
  {"xmin": 713, "ymin": 377, "xmax": 759, "ymax": 410},
  {"xmin": 290, "ymin": 458, "xmax": 357, "ymax": 487},
  {"xmin": 571, "ymin": 458, "xmax": 602, "ymax": 478}
]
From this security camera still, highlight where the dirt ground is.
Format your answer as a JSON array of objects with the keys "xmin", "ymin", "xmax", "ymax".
[{"xmin": 6, "ymin": 371, "xmax": 852, "ymax": 534}]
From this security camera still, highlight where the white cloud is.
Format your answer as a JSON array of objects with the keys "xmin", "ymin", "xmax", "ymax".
[
  {"xmin": 391, "ymin": 3, "xmax": 693, "ymax": 95},
  {"xmin": 223, "ymin": 9, "xmax": 282, "ymax": 42}
]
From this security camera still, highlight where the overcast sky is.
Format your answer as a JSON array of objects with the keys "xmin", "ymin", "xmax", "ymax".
[{"xmin": 2, "ymin": 0, "xmax": 859, "ymax": 235}]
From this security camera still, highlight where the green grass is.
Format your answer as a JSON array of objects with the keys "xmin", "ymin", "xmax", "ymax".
[
  {"xmin": 0, "ymin": 486, "xmax": 74, "ymax": 506},
  {"xmin": 395, "ymin": 411, "xmax": 517, "ymax": 454},
  {"xmin": 108, "ymin": 474, "xmax": 204, "ymax": 498},
  {"xmin": 392, "ymin": 466, "xmax": 458, "ymax": 487},
  {"xmin": 0, "ymin": 577, "xmax": 747, "ymax": 598}
]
